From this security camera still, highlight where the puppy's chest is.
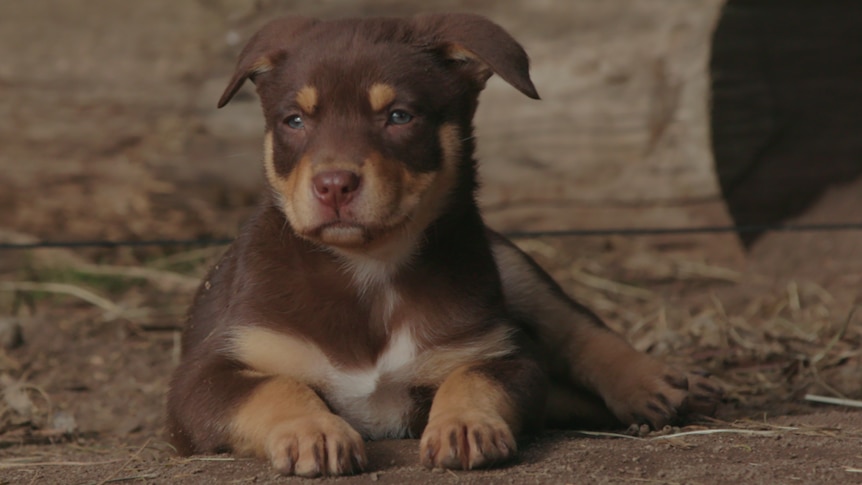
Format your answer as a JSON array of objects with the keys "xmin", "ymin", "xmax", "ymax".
[
  {"xmin": 320, "ymin": 327, "xmax": 422, "ymax": 439},
  {"xmin": 232, "ymin": 278, "xmax": 515, "ymax": 439}
]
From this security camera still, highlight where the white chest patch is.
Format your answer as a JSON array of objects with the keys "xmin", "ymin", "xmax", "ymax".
[
  {"xmin": 229, "ymin": 315, "xmax": 516, "ymax": 440},
  {"xmin": 324, "ymin": 328, "xmax": 418, "ymax": 439},
  {"xmin": 229, "ymin": 325, "xmax": 421, "ymax": 439}
]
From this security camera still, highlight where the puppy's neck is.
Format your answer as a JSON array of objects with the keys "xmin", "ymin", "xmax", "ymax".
[{"xmin": 331, "ymin": 242, "xmax": 416, "ymax": 297}]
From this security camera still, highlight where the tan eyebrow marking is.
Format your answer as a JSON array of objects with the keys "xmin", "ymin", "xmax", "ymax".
[
  {"xmin": 250, "ymin": 57, "xmax": 275, "ymax": 75},
  {"xmin": 368, "ymin": 83, "xmax": 397, "ymax": 112},
  {"xmin": 295, "ymin": 85, "xmax": 318, "ymax": 114}
]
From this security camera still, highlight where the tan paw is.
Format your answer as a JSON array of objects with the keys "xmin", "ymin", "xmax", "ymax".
[
  {"xmin": 603, "ymin": 358, "xmax": 723, "ymax": 430},
  {"xmin": 420, "ymin": 411, "xmax": 516, "ymax": 470},
  {"xmin": 265, "ymin": 413, "xmax": 367, "ymax": 477}
]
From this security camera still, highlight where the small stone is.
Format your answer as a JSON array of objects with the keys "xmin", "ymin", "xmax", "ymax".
[
  {"xmin": 431, "ymin": 467, "xmax": 445, "ymax": 474},
  {"xmin": 638, "ymin": 424, "xmax": 651, "ymax": 437},
  {"xmin": 370, "ymin": 472, "xmax": 379, "ymax": 481},
  {"xmin": 51, "ymin": 411, "xmax": 78, "ymax": 433}
]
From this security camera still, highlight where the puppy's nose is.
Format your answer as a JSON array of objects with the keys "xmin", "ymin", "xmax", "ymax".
[{"xmin": 312, "ymin": 170, "xmax": 361, "ymax": 210}]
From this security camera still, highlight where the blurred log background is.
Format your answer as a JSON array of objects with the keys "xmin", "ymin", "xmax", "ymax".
[{"xmin": 0, "ymin": 0, "xmax": 860, "ymax": 262}]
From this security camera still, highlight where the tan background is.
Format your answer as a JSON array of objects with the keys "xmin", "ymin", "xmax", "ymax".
[{"xmin": 0, "ymin": 0, "xmax": 733, "ymax": 251}]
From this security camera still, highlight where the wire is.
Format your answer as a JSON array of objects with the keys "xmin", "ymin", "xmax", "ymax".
[
  {"xmin": 1, "ymin": 222, "xmax": 861, "ymax": 250},
  {"xmin": 0, "ymin": 238, "xmax": 233, "ymax": 250},
  {"xmin": 502, "ymin": 222, "xmax": 862, "ymax": 238}
]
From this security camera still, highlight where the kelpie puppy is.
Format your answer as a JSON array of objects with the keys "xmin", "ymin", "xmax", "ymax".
[{"xmin": 166, "ymin": 13, "xmax": 721, "ymax": 477}]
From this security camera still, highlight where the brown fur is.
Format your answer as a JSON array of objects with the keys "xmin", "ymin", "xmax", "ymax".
[{"xmin": 166, "ymin": 13, "xmax": 721, "ymax": 477}]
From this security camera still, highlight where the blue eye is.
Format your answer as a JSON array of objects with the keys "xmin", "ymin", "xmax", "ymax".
[
  {"xmin": 285, "ymin": 115, "xmax": 304, "ymax": 129},
  {"xmin": 388, "ymin": 110, "xmax": 413, "ymax": 125}
]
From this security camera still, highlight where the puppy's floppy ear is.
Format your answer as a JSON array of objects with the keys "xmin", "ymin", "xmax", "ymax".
[
  {"xmin": 414, "ymin": 13, "xmax": 539, "ymax": 99},
  {"xmin": 218, "ymin": 16, "xmax": 319, "ymax": 108}
]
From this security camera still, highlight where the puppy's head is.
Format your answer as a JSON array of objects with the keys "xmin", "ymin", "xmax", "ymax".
[{"xmin": 219, "ymin": 14, "xmax": 538, "ymax": 258}]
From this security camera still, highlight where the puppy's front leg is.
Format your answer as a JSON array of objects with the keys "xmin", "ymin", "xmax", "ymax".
[
  {"xmin": 420, "ymin": 358, "xmax": 546, "ymax": 470},
  {"xmin": 232, "ymin": 376, "xmax": 367, "ymax": 477}
]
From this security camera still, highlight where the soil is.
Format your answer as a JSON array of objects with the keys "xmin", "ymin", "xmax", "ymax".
[{"xmin": 1, "ymin": 1, "xmax": 861, "ymax": 484}]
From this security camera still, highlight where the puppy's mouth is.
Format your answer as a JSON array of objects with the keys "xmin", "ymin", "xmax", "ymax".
[
  {"xmin": 307, "ymin": 218, "xmax": 409, "ymax": 249},
  {"xmin": 313, "ymin": 221, "xmax": 369, "ymax": 247}
]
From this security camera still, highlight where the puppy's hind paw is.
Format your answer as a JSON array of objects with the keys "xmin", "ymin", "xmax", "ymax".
[
  {"xmin": 680, "ymin": 371, "xmax": 724, "ymax": 418},
  {"xmin": 604, "ymin": 362, "xmax": 723, "ymax": 430}
]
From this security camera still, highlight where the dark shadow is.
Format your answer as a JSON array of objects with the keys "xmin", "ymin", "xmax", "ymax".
[{"xmin": 710, "ymin": 0, "xmax": 862, "ymax": 247}]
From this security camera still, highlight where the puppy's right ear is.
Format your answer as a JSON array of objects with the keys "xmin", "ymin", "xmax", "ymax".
[{"xmin": 218, "ymin": 16, "xmax": 318, "ymax": 108}]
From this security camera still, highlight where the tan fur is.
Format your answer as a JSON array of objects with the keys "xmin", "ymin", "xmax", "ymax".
[
  {"xmin": 231, "ymin": 377, "xmax": 366, "ymax": 477},
  {"xmin": 420, "ymin": 364, "xmax": 518, "ymax": 469},
  {"xmin": 411, "ymin": 324, "xmax": 516, "ymax": 385},
  {"xmin": 404, "ymin": 123, "xmax": 461, "ymax": 234},
  {"xmin": 229, "ymin": 324, "xmax": 515, "ymax": 440},
  {"xmin": 230, "ymin": 377, "xmax": 331, "ymax": 457},
  {"xmin": 368, "ymin": 83, "xmax": 396, "ymax": 112},
  {"xmin": 228, "ymin": 324, "xmax": 515, "ymax": 389},
  {"xmin": 296, "ymin": 85, "xmax": 318, "ymax": 114},
  {"xmin": 229, "ymin": 327, "xmax": 332, "ymax": 383},
  {"xmin": 428, "ymin": 365, "xmax": 517, "ymax": 426},
  {"xmin": 330, "ymin": 123, "xmax": 463, "ymax": 292},
  {"xmin": 250, "ymin": 57, "xmax": 275, "ymax": 75},
  {"xmin": 263, "ymin": 131, "xmax": 278, "ymax": 190},
  {"xmin": 270, "ymin": 123, "xmax": 462, "ymax": 273},
  {"xmin": 445, "ymin": 44, "xmax": 492, "ymax": 80}
]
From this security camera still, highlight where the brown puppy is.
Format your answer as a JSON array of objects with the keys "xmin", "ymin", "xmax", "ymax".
[{"xmin": 166, "ymin": 14, "xmax": 721, "ymax": 477}]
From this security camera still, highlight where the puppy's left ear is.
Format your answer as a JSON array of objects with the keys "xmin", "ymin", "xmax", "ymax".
[
  {"xmin": 218, "ymin": 16, "xmax": 319, "ymax": 108},
  {"xmin": 414, "ymin": 13, "xmax": 539, "ymax": 99}
]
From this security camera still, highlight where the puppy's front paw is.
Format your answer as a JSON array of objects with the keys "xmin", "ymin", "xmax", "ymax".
[
  {"xmin": 265, "ymin": 413, "xmax": 367, "ymax": 477},
  {"xmin": 604, "ymin": 359, "xmax": 723, "ymax": 430},
  {"xmin": 420, "ymin": 411, "xmax": 516, "ymax": 470}
]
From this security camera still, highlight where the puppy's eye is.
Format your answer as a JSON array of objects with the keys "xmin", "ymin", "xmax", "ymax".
[
  {"xmin": 388, "ymin": 110, "xmax": 413, "ymax": 126},
  {"xmin": 284, "ymin": 115, "xmax": 304, "ymax": 129}
]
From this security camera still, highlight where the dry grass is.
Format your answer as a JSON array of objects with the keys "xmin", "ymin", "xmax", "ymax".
[
  {"xmin": 514, "ymin": 237, "xmax": 862, "ymax": 415},
  {"xmin": 0, "ymin": 239, "xmax": 860, "ymax": 452}
]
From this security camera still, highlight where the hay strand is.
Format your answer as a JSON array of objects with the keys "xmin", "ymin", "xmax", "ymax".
[
  {"xmin": 804, "ymin": 394, "xmax": 862, "ymax": 409},
  {"xmin": 0, "ymin": 281, "xmax": 123, "ymax": 318}
]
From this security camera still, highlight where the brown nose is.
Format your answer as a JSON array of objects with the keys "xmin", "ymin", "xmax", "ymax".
[{"xmin": 312, "ymin": 170, "xmax": 361, "ymax": 210}]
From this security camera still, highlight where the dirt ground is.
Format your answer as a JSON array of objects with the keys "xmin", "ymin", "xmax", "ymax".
[{"xmin": 1, "ymin": 1, "xmax": 861, "ymax": 484}]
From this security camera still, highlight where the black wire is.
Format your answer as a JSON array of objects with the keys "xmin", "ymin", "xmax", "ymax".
[
  {"xmin": 1, "ymin": 222, "xmax": 861, "ymax": 250},
  {"xmin": 0, "ymin": 238, "xmax": 235, "ymax": 250},
  {"xmin": 503, "ymin": 222, "xmax": 862, "ymax": 239}
]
